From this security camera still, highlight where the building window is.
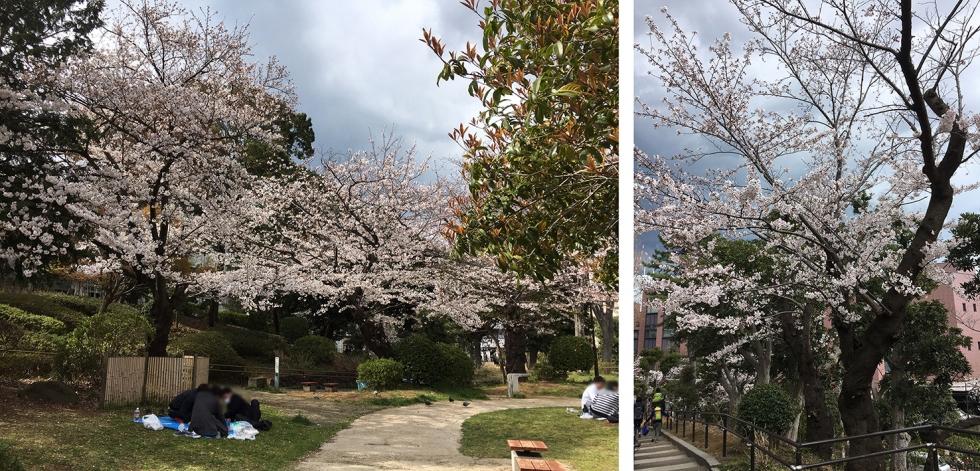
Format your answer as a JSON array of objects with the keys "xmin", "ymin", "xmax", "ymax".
[
  {"xmin": 969, "ymin": 343, "xmax": 973, "ymax": 351},
  {"xmin": 964, "ymin": 303, "xmax": 968, "ymax": 312},
  {"xmin": 974, "ymin": 303, "xmax": 977, "ymax": 312}
]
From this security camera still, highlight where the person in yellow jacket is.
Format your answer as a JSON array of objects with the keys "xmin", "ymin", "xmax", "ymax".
[{"xmin": 651, "ymin": 404, "xmax": 663, "ymax": 441}]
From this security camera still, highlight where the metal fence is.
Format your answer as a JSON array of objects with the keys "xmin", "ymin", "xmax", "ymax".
[
  {"xmin": 103, "ymin": 356, "xmax": 208, "ymax": 406},
  {"xmin": 667, "ymin": 410, "xmax": 980, "ymax": 471},
  {"xmin": 208, "ymin": 360, "xmax": 356, "ymax": 389}
]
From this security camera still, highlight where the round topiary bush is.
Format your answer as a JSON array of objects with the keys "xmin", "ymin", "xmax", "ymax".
[
  {"xmin": 547, "ymin": 336, "xmax": 594, "ymax": 375},
  {"xmin": 291, "ymin": 335, "xmax": 336, "ymax": 366},
  {"xmin": 357, "ymin": 358, "xmax": 404, "ymax": 390},
  {"xmin": 437, "ymin": 343, "xmax": 475, "ymax": 387},
  {"xmin": 280, "ymin": 316, "xmax": 310, "ymax": 343},
  {"xmin": 395, "ymin": 335, "xmax": 443, "ymax": 385},
  {"xmin": 217, "ymin": 325, "xmax": 288, "ymax": 360},
  {"xmin": 395, "ymin": 335, "xmax": 475, "ymax": 388},
  {"xmin": 736, "ymin": 383, "xmax": 798, "ymax": 435},
  {"xmin": 170, "ymin": 331, "xmax": 244, "ymax": 367}
]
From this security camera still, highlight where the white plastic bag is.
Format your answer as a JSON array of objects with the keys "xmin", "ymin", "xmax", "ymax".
[
  {"xmin": 142, "ymin": 414, "xmax": 164, "ymax": 431},
  {"xmin": 228, "ymin": 421, "xmax": 259, "ymax": 440}
]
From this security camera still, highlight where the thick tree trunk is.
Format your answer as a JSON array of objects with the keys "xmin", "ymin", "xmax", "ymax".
[
  {"xmin": 207, "ymin": 299, "xmax": 218, "ymax": 327},
  {"xmin": 595, "ymin": 304, "xmax": 615, "ymax": 363},
  {"xmin": 272, "ymin": 309, "xmax": 280, "ymax": 335},
  {"xmin": 147, "ymin": 278, "xmax": 185, "ymax": 356},
  {"xmin": 503, "ymin": 324, "xmax": 527, "ymax": 374},
  {"xmin": 779, "ymin": 307, "xmax": 833, "ymax": 458},
  {"xmin": 787, "ymin": 382, "xmax": 803, "ymax": 442},
  {"xmin": 891, "ymin": 404, "xmax": 909, "ymax": 471}
]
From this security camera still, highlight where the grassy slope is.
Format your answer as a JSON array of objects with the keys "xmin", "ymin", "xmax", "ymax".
[
  {"xmin": 460, "ymin": 407, "xmax": 618, "ymax": 471},
  {"xmin": 0, "ymin": 407, "xmax": 339, "ymax": 471}
]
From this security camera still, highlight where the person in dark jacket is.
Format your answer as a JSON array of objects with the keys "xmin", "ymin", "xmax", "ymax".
[
  {"xmin": 168, "ymin": 384, "xmax": 208, "ymax": 423},
  {"xmin": 224, "ymin": 390, "xmax": 261, "ymax": 424},
  {"xmin": 189, "ymin": 386, "xmax": 228, "ymax": 438}
]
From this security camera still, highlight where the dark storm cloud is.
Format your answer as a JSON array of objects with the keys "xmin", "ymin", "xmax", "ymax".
[{"xmin": 166, "ymin": 0, "xmax": 482, "ymax": 175}]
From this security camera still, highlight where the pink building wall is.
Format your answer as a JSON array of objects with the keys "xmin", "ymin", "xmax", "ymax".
[{"xmin": 925, "ymin": 267, "xmax": 980, "ymax": 379}]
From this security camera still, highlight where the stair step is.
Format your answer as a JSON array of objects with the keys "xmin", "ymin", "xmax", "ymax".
[
  {"xmin": 634, "ymin": 450, "xmax": 682, "ymax": 460},
  {"xmin": 635, "ymin": 455, "xmax": 691, "ymax": 467},
  {"xmin": 634, "ymin": 462, "xmax": 699, "ymax": 471}
]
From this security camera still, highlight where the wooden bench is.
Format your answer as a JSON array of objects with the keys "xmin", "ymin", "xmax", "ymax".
[
  {"xmin": 322, "ymin": 382, "xmax": 338, "ymax": 392},
  {"xmin": 515, "ymin": 458, "xmax": 566, "ymax": 471},
  {"xmin": 301, "ymin": 381, "xmax": 319, "ymax": 392},
  {"xmin": 508, "ymin": 440, "xmax": 552, "ymax": 471}
]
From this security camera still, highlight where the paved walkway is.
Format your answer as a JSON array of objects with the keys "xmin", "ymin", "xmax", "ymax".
[
  {"xmin": 634, "ymin": 439, "xmax": 699, "ymax": 471},
  {"xmin": 294, "ymin": 396, "xmax": 578, "ymax": 471}
]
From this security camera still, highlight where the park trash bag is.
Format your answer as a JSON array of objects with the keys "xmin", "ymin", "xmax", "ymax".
[
  {"xmin": 141, "ymin": 414, "xmax": 164, "ymax": 431},
  {"xmin": 228, "ymin": 421, "xmax": 259, "ymax": 440}
]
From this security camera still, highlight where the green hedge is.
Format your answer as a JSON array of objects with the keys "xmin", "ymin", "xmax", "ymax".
[
  {"xmin": 217, "ymin": 325, "xmax": 288, "ymax": 360},
  {"xmin": 396, "ymin": 335, "xmax": 474, "ymax": 388},
  {"xmin": 0, "ymin": 291, "xmax": 141, "ymax": 328},
  {"xmin": 291, "ymin": 335, "xmax": 335, "ymax": 366},
  {"xmin": 219, "ymin": 310, "xmax": 250, "ymax": 328},
  {"xmin": 170, "ymin": 331, "xmax": 244, "ymax": 367},
  {"xmin": 548, "ymin": 336, "xmax": 594, "ymax": 374},
  {"xmin": 0, "ymin": 304, "xmax": 67, "ymax": 334},
  {"xmin": 357, "ymin": 358, "xmax": 404, "ymax": 390},
  {"xmin": 55, "ymin": 309, "xmax": 152, "ymax": 381},
  {"xmin": 280, "ymin": 317, "xmax": 310, "ymax": 343},
  {"xmin": 529, "ymin": 354, "xmax": 565, "ymax": 381}
]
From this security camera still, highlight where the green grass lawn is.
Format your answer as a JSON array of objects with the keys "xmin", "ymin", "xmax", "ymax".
[
  {"xmin": 0, "ymin": 407, "xmax": 340, "ymax": 470},
  {"xmin": 460, "ymin": 407, "xmax": 617, "ymax": 471}
]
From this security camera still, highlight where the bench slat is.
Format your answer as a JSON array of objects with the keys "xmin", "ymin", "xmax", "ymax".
[
  {"xmin": 508, "ymin": 439, "xmax": 548, "ymax": 452},
  {"xmin": 516, "ymin": 458, "xmax": 565, "ymax": 471}
]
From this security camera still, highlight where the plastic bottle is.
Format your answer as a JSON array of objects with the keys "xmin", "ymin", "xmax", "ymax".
[{"xmin": 133, "ymin": 407, "xmax": 141, "ymax": 423}]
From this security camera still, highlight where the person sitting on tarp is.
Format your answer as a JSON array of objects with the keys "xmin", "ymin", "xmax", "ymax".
[
  {"xmin": 190, "ymin": 385, "xmax": 229, "ymax": 438},
  {"xmin": 220, "ymin": 387, "xmax": 273, "ymax": 431},
  {"xmin": 167, "ymin": 384, "xmax": 208, "ymax": 423}
]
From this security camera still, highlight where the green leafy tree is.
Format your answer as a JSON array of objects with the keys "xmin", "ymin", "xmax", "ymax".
[
  {"xmin": 423, "ymin": 0, "xmax": 618, "ymax": 285},
  {"xmin": 0, "ymin": 0, "xmax": 103, "ymax": 276}
]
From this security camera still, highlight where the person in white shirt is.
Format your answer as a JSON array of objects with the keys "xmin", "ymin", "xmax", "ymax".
[{"xmin": 580, "ymin": 376, "xmax": 606, "ymax": 418}]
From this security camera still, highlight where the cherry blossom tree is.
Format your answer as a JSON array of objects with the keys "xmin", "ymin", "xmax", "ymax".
[
  {"xmin": 0, "ymin": 0, "xmax": 103, "ymax": 276},
  {"xmin": 200, "ymin": 137, "xmax": 455, "ymax": 357},
  {"xmin": 17, "ymin": 0, "xmax": 293, "ymax": 355},
  {"xmin": 638, "ymin": 0, "xmax": 980, "ymax": 463}
]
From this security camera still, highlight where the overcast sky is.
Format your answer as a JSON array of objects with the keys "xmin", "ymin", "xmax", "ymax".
[
  {"xmin": 633, "ymin": 0, "xmax": 980, "ymax": 260},
  {"xmin": 160, "ymin": 0, "xmax": 481, "ymax": 177}
]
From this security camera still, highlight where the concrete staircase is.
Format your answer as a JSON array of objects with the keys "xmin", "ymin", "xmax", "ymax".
[{"xmin": 634, "ymin": 439, "xmax": 700, "ymax": 471}]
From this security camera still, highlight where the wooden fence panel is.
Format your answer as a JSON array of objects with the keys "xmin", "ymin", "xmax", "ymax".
[{"xmin": 103, "ymin": 356, "xmax": 209, "ymax": 406}]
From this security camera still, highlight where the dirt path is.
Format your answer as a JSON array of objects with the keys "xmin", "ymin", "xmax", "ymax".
[{"xmin": 291, "ymin": 396, "xmax": 579, "ymax": 471}]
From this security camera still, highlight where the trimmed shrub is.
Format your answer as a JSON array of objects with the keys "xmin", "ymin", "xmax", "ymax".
[
  {"xmin": 548, "ymin": 336, "xmax": 594, "ymax": 374},
  {"xmin": 55, "ymin": 309, "xmax": 152, "ymax": 381},
  {"xmin": 473, "ymin": 364, "xmax": 505, "ymax": 386},
  {"xmin": 219, "ymin": 310, "xmax": 249, "ymax": 327},
  {"xmin": 0, "ymin": 291, "xmax": 142, "ymax": 328},
  {"xmin": 291, "ymin": 335, "xmax": 335, "ymax": 366},
  {"xmin": 0, "ymin": 441, "xmax": 25, "ymax": 471},
  {"xmin": 217, "ymin": 325, "xmax": 288, "ymax": 360},
  {"xmin": 0, "ymin": 304, "xmax": 67, "ymax": 333},
  {"xmin": 437, "ymin": 343, "xmax": 474, "ymax": 387},
  {"xmin": 395, "ymin": 335, "xmax": 474, "ymax": 388},
  {"xmin": 736, "ymin": 383, "xmax": 798, "ymax": 435},
  {"xmin": 170, "ymin": 331, "xmax": 244, "ymax": 367},
  {"xmin": 529, "ymin": 354, "xmax": 565, "ymax": 382},
  {"xmin": 0, "ymin": 352, "xmax": 54, "ymax": 378},
  {"xmin": 280, "ymin": 317, "xmax": 310, "ymax": 343},
  {"xmin": 357, "ymin": 358, "xmax": 404, "ymax": 390}
]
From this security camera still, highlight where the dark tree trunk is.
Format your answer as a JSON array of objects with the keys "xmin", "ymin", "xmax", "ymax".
[
  {"xmin": 357, "ymin": 315, "xmax": 394, "ymax": 358},
  {"xmin": 779, "ymin": 306, "xmax": 833, "ymax": 458},
  {"xmin": 527, "ymin": 349, "xmax": 538, "ymax": 370},
  {"xmin": 272, "ymin": 309, "xmax": 280, "ymax": 335},
  {"xmin": 503, "ymin": 324, "xmax": 527, "ymax": 374},
  {"xmin": 207, "ymin": 299, "xmax": 218, "ymax": 328},
  {"xmin": 146, "ymin": 278, "xmax": 185, "ymax": 356}
]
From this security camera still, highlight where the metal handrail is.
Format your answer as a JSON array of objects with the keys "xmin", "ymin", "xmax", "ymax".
[{"xmin": 663, "ymin": 409, "xmax": 980, "ymax": 471}]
